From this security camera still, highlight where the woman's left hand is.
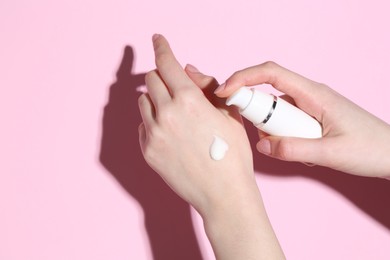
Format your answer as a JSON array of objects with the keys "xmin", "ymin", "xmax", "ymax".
[{"xmin": 138, "ymin": 34, "xmax": 255, "ymax": 215}]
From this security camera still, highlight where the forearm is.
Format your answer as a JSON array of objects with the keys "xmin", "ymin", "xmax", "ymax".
[{"xmin": 202, "ymin": 181, "xmax": 285, "ymax": 260}]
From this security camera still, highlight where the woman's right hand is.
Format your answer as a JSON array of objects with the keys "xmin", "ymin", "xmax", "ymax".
[{"xmin": 215, "ymin": 61, "xmax": 390, "ymax": 178}]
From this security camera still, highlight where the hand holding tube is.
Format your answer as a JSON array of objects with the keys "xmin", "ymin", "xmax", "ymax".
[{"xmin": 216, "ymin": 61, "xmax": 390, "ymax": 178}]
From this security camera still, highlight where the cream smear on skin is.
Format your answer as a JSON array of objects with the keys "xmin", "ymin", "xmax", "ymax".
[{"xmin": 209, "ymin": 135, "xmax": 229, "ymax": 161}]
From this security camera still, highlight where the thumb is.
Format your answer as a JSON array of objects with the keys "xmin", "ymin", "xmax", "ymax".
[
  {"xmin": 185, "ymin": 64, "xmax": 242, "ymax": 120},
  {"xmin": 256, "ymin": 136, "xmax": 327, "ymax": 165},
  {"xmin": 185, "ymin": 64, "xmax": 227, "ymax": 107},
  {"xmin": 184, "ymin": 64, "xmax": 217, "ymax": 91}
]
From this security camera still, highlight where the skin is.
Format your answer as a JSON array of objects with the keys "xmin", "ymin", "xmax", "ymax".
[
  {"xmin": 138, "ymin": 35, "xmax": 285, "ymax": 259},
  {"xmin": 215, "ymin": 62, "xmax": 390, "ymax": 178}
]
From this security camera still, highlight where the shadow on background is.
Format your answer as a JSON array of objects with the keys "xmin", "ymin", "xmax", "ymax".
[
  {"xmin": 245, "ymin": 122, "xmax": 390, "ymax": 230},
  {"xmin": 99, "ymin": 46, "xmax": 203, "ymax": 260}
]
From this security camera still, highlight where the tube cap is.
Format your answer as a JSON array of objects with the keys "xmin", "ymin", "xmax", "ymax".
[
  {"xmin": 226, "ymin": 87, "xmax": 253, "ymax": 109},
  {"xmin": 226, "ymin": 88, "xmax": 274, "ymax": 125}
]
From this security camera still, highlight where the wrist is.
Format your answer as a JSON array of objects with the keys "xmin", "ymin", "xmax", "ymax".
[
  {"xmin": 201, "ymin": 180, "xmax": 285, "ymax": 259},
  {"xmin": 198, "ymin": 173, "xmax": 261, "ymax": 219}
]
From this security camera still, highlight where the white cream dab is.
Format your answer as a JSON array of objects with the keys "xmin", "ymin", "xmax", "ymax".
[{"xmin": 209, "ymin": 135, "xmax": 229, "ymax": 161}]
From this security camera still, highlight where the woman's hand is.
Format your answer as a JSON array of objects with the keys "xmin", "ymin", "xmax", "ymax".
[
  {"xmin": 215, "ymin": 62, "xmax": 390, "ymax": 178},
  {"xmin": 138, "ymin": 35, "xmax": 254, "ymax": 214},
  {"xmin": 138, "ymin": 35, "xmax": 284, "ymax": 259}
]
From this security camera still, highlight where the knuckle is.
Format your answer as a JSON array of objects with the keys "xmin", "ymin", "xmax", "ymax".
[
  {"xmin": 315, "ymin": 82, "xmax": 332, "ymax": 95},
  {"xmin": 138, "ymin": 122, "xmax": 145, "ymax": 134},
  {"xmin": 142, "ymin": 144, "xmax": 156, "ymax": 164},
  {"xmin": 138, "ymin": 94, "xmax": 147, "ymax": 107},
  {"xmin": 156, "ymin": 105, "xmax": 177, "ymax": 125},
  {"xmin": 230, "ymin": 70, "xmax": 243, "ymax": 80},
  {"xmin": 178, "ymin": 87, "xmax": 199, "ymax": 99},
  {"xmin": 317, "ymin": 82, "xmax": 329, "ymax": 89},
  {"xmin": 176, "ymin": 89, "xmax": 202, "ymax": 109},
  {"xmin": 144, "ymin": 70, "xmax": 157, "ymax": 85},
  {"xmin": 155, "ymin": 53, "xmax": 171, "ymax": 68},
  {"xmin": 262, "ymin": 61, "xmax": 280, "ymax": 84},
  {"xmin": 262, "ymin": 60, "xmax": 278, "ymax": 69},
  {"xmin": 229, "ymin": 69, "xmax": 249, "ymax": 85},
  {"xmin": 275, "ymin": 139, "xmax": 292, "ymax": 161},
  {"xmin": 142, "ymin": 129, "xmax": 164, "ymax": 163}
]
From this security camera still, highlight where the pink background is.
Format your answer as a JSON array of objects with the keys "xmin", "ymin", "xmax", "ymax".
[{"xmin": 1, "ymin": 0, "xmax": 390, "ymax": 259}]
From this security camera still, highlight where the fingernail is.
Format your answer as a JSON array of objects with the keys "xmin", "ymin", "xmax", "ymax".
[
  {"xmin": 185, "ymin": 64, "xmax": 200, "ymax": 73},
  {"xmin": 136, "ymin": 85, "xmax": 148, "ymax": 93},
  {"xmin": 257, "ymin": 139, "xmax": 271, "ymax": 155},
  {"xmin": 214, "ymin": 82, "xmax": 226, "ymax": 94},
  {"xmin": 152, "ymin": 34, "xmax": 161, "ymax": 42},
  {"xmin": 302, "ymin": 162, "xmax": 316, "ymax": 167}
]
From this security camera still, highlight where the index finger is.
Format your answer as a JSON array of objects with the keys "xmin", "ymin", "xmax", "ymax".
[
  {"xmin": 215, "ymin": 61, "xmax": 319, "ymax": 99},
  {"xmin": 152, "ymin": 34, "xmax": 194, "ymax": 95}
]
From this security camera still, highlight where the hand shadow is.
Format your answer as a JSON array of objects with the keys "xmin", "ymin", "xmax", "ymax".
[
  {"xmin": 99, "ymin": 46, "xmax": 203, "ymax": 260},
  {"xmin": 246, "ymin": 124, "xmax": 390, "ymax": 230}
]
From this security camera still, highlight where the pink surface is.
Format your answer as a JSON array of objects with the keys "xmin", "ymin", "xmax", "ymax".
[{"xmin": 1, "ymin": 0, "xmax": 390, "ymax": 259}]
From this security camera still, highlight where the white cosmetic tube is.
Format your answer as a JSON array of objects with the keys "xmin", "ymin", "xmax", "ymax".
[{"xmin": 226, "ymin": 87, "xmax": 322, "ymax": 138}]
